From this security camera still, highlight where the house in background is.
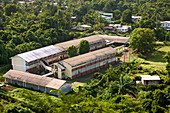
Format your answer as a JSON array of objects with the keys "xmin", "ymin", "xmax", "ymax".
[
  {"xmin": 109, "ymin": 24, "xmax": 121, "ymax": 30},
  {"xmin": 101, "ymin": 15, "xmax": 112, "ymax": 21},
  {"xmin": 116, "ymin": 25, "xmax": 132, "ymax": 33},
  {"xmin": 98, "ymin": 12, "xmax": 113, "ymax": 21},
  {"xmin": 140, "ymin": 75, "xmax": 160, "ymax": 85},
  {"xmin": 132, "ymin": 16, "xmax": 142, "ymax": 22},
  {"xmin": 72, "ymin": 25, "xmax": 91, "ymax": 31},
  {"xmin": 101, "ymin": 13, "xmax": 113, "ymax": 19},
  {"xmin": 18, "ymin": 1, "xmax": 25, "ymax": 5},
  {"xmin": 3, "ymin": 70, "xmax": 72, "ymax": 95},
  {"xmin": 160, "ymin": 21, "xmax": 170, "ymax": 31}
]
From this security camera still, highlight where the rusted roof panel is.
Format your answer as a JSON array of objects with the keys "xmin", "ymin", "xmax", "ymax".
[
  {"xmin": 17, "ymin": 45, "xmax": 61, "ymax": 62},
  {"xmin": 3, "ymin": 70, "xmax": 66, "ymax": 90},
  {"xmin": 99, "ymin": 35, "xmax": 130, "ymax": 43},
  {"xmin": 54, "ymin": 35, "xmax": 106, "ymax": 51}
]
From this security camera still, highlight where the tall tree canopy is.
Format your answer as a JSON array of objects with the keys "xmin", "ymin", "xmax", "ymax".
[
  {"xmin": 129, "ymin": 28, "xmax": 156, "ymax": 54},
  {"xmin": 67, "ymin": 45, "xmax": 77, "ymax": 58},
  {"xmin": 4, "ymin": 4, "xmax": 19, "ymax": 16},
  {"xmin": 121, "ymin": 9, "xmax": 132, "ymax": 24},
  {"xmin": 78, "ymin": 40, "xmax": 90, "ymax": 55}
]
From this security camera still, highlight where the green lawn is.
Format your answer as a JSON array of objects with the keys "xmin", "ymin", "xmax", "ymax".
[{"xmin": 135, "ymin": 46, "xmax": 170, "ymax": 70}]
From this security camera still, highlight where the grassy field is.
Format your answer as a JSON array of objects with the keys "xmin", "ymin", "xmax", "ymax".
[{"xmin": 135, "ymin": 45, "xmax": 170, "ymax": 70}]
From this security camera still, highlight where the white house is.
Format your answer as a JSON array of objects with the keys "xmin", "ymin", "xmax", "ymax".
[
  {"xmin": 72, "ymin": 25, "xmax": 91, "ymax": 31},
  {"xmin": 160, "ymin": 21, "xmax": 170, "ymax": 31},
  {"xmin": 18, "ymin": 1, "xmax": 25, "ymax": 5},
  {"xmin": 116, "ymin": 25, "xmax": 132, "ymax": 33},
  {"xmin": 132, "ymin": 16, "xmax": 142, "ymax": 21},
  {"xmin": 109, "ymin": 24, "xmax": 121, "ymax": 29}
]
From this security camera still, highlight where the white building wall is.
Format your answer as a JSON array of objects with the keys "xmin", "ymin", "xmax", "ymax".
[{"xmin": 11, "ymin": 56, "xmax": 26, "ymax": 72}]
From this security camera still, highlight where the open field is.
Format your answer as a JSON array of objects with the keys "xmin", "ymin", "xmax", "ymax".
[{"xmin": 135, "ymin": 45, "xmax": 170, "ymax": 70}]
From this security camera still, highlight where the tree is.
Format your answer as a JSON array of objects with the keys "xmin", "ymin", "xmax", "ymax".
[
  {"xmin": 4, "ymin": 4, "xmax": 18, "ymax": 16},
  {"xmin": 117, "ymin": 75, "xmax": 136, "ymax": 97},
  {"xmin": 78, "ymin": 40, "xmax": 90, "ymax": 55},
  {"xmin": 121, "ymin": 9, "xmax": 132, "ymax": 24},
  {"xmin": 113, "ymin": 9, "xmax": 121, "ymax": 20},
  {"xmin": 165, "ymin": 31, "xmax": 170, "ymax": 41},
  {"xmin": 129, "ymin": 28, "xmax": 156, "ymax": 54},
  {"xmin": 139, "ymin": 19, "xmax": 156, "ymax": 29},
  {"xmin": 67, "ymin": 45, "xmax": 77, "ymax": 58}
]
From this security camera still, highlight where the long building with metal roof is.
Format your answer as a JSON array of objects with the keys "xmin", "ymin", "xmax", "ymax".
[
  {"xmin": 3, "ymin": 70, "xmax": 72, "ymax": 95},
  {"xmin": 17, "ymin": 45, "xmax": 62, "ymax": 63},
  {"xmin": 54, "ymin": 35, "xmax": 106, "ymax": 51},
  {"xmin": 60, "ymin": 47, "xmax": 117, "ymax": 79},
  {"xmin": 11, "ymin": 45, "xmax": 63, "ymax": 72}
]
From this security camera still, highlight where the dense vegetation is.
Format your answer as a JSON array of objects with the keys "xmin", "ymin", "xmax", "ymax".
[{"xmin": 1, "ymin": 61, "xmax": 170, "ymax": 112}]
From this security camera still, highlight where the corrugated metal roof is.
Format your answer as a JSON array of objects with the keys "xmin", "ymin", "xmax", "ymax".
[
  {"xmin": 99, "ymin": 35, "xmax": 130, "ymax": 43},
  {"xmin": 54, "ymin": 35, "xmax": 106, "ymax": 51},
  {"xmin": 17, "ymin": 45, "xmax": 61, "ymax": 62},
  {"xmin": 140, "ymin": 75, "xmax": 160, "ymax": 80},
  {"xmin": 62, "ymin": 47, "xmax": 116, "ymax": 66},
  {"xmin": 3, "ymin": 70, "xmax": 66, "ymax": 89}
]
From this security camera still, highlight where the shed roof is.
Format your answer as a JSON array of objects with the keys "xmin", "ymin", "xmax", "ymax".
[
  {"xmin": 160, "ymin": 21, "xmax": 170, "ymax": 24},
  {"xmin": 62, "ymin": 47, "xmax": 116, "ymax": 66},
  {"xmin": 54, "ymin": 35, "xmax": 106, "ymax": 51},
  {"xmin": 15, "ymin": 45, "xmax": 61, "ymax": 62},
  {"xmin": 3, "ymin": 70, "xmax": 66, "ymax": 90},
  {"xmin": 109, "ymin": 24, "xmax": 121, "ymax": 27},
  {"xmin": 132, "ymin": 16, "xmax": 142, "ymax": 18},
  {"xmin": 79, "ymin": 25, "xmax": 91, "ymax": 28},
  {"xmin": 99, "ymin": 35, "xmax": 130, "ymax": 43},
  {"xmin": 140, "ymin": 75, "xmax": 160, "ymax": 80},
  {"xmin": 117, "ymin": 25, "xmax": 131, "ymax": 29},
  {"xmin": 102, "ymin": 13, "xmax": 113, "ymax": 16}
]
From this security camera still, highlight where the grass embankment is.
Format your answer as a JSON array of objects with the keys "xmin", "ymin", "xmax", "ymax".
[{"xmin": 135, "ymin": 44, "xmax": 170, "ymax": 70}]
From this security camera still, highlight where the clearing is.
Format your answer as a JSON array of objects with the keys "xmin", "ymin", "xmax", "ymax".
[{"xmin": 135, "ymin": 45, "xmax": 170, "ymax": 70}]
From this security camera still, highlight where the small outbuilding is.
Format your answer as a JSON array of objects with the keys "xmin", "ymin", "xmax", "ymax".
[{"xmin": 140, "ymin": 75, "xmax": 160, "ymax": 85}]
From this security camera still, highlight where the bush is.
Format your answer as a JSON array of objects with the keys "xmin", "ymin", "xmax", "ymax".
[
  {"xmin": 163, "ymin": 41, "xmax": 170, "ymax": 46},
  {"xmin": 132, "ymin": 75, "xmax": 141, "ymax": 81},
  {"xmin": 137, "ymin": 54, "xmax": 147, "ymax": 59}
]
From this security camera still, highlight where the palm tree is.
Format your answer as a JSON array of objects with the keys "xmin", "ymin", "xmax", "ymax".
[{"xmin": 117, "ymin": 75, "xmax": 137, "ymax": 97}]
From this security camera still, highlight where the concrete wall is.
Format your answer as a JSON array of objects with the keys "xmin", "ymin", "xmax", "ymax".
[
  {"xmin": 62, "ymin": 61, "xmax": 73, "ymax": 79},
  {"xmin": 65, "ymin": 53, "xmax": 116, "ymax": 79},
  {"xmin": 5, "ymin": 78, "xmax": 71, "ymax": 95},
  {"xmin": 11, "ymin": 56, "xmax": 26, "ymax": 72}
]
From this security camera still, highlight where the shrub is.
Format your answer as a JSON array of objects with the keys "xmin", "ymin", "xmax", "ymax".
[
  {"xmin": 137, "ymin": 54, "xmax": 147, "ymax": 59},
  {"xmin": 133, "ymin": 75, "xmax": 141, "ymax": 81}
]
